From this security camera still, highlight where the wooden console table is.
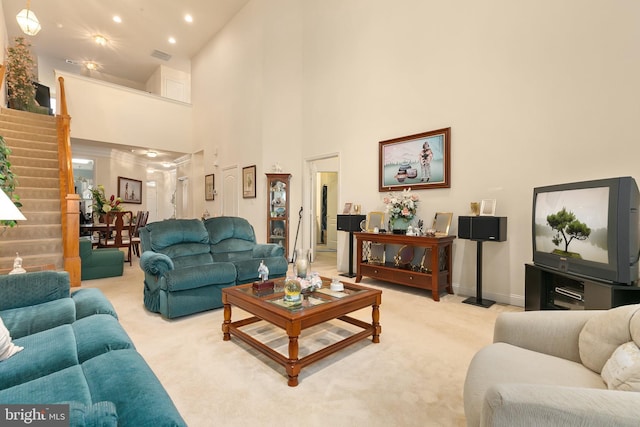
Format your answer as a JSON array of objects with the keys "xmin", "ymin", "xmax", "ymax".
[{"xmin": 354, "ymin": 232, "xmax": 455, "ymax": 301}]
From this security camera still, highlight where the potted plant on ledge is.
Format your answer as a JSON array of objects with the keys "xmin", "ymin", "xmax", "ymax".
[{"xmin": 5, "ymin": 36, "xmax": 37, "ymax": 112}]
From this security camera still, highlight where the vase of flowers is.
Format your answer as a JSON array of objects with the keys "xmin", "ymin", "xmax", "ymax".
[
  {"xmin": 90, "ymin": 185, "xmax": 122, "ymax": 222},
  {"xmin": 383, "ymin": 188, "xmax": 419, "ymax": 234}
]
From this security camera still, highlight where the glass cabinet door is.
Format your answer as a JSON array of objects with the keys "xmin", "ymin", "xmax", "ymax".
[{"xmin": 266, "ymin": 173, "xmax": 291, "ymax": 258}]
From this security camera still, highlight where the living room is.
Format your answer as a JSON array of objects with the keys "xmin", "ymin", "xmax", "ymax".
[{"xmin": 2, "ymin": 0, "xmax": 640, "ymax": 425}]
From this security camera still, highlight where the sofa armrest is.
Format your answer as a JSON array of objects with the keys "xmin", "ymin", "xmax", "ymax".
[
  {"xmin": 0, "ymin": 271, "xmax": 70, "ymax": 311},
  {"xmin": 481, "ymin": 383, "xmax": 640, "ymax": 427},
  {"xmin": 252, "ymin": 243, "xmax": 285, "ymax": 258},
  {"xmin": 493, "ymin": 310, "xmax": 600, "ymax": 363},
  {"xmin": 139, "ymin": 252, "xmax": 175, "ymax": 277}
]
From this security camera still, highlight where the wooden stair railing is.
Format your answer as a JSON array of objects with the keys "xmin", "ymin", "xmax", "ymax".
[{"xmin": 57, "ymin": 76, "xmax": 81, "ymax": 286}]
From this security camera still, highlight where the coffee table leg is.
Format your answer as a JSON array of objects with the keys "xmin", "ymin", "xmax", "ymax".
[
  {"xmin": 222, "ymin": 303, "xmax": 231, "ymax": 341},
  {"xmin": 286, "ymin": 334, "xmax": 301, "ymax": 386},
  {"xmin": 372, "ymin": 303, "xmax": 381, "ymax": 343}
]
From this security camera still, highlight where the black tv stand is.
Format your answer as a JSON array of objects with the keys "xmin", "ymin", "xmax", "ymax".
[{"xmin": 524, "ymin": 263, "xmax": 640, "ymax": 310}]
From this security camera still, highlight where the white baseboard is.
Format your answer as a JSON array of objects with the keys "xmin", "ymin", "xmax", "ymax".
[{"xmin": 452, "ymin": 283, "xmax": 524, "ymax": 308}]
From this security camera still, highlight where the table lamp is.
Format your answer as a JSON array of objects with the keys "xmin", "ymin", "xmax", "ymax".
[{"xmin": 0, "ymin": 189, "xmax": 26, "ymax": 221}]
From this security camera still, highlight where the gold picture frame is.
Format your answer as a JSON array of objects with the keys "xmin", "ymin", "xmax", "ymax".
[{"xmin": 432, "ymin": 212, "xmax": 453, "ymax": 236}]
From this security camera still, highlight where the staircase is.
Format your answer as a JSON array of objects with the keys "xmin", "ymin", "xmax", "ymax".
[{"xmin": 0, "ymin": 107, "xmax": 63, "ymax": 270}]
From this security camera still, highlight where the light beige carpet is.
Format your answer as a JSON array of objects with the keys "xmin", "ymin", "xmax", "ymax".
[{"xmin": 83, "ymin": 252, "xmax": 521, "ymax": 426}]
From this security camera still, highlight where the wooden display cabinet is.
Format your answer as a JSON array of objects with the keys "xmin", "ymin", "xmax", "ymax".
[{"xmin": 266, "ymin": 173, "xmax": 291, "ymax": 258}]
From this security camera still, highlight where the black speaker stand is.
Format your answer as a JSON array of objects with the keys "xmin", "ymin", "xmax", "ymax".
[
  {"xmin": 339, "ymin": 230, "xmax": 357, "ymax": 278},
  {"xmin": 462, "ymin": 240, "xmax": 496, "ymax": 308}
]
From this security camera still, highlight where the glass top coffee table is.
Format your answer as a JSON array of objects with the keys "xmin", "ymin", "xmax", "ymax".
[{"xmin": 222, "ymin": 276, "xmax": 382, "ymax": 386}]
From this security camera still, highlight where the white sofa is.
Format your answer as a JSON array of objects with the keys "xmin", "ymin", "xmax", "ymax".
[{"xmin": 464, "ymin": 305, "xmax": 640, "ymax": 427}]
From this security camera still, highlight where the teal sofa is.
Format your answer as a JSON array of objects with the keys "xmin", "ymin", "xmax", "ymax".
[
  {"xmin": 139, "ymin": 217, "xmax": 288, "ymax": 319},
  {"xmin": 0, "ymin": 271, "xmax": 186, "ymax": 427},
  {"xmin": 79, "ymin": 237, "xmax": 125, "ymax": 280}
]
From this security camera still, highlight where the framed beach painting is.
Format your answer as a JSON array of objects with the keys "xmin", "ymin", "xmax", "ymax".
[
  {"xmin": 379, "ymin": 127, "xmax": 451, "ymax": 192},
  {"xmin": 117, "ymin": 177, "xmax": 142, "ymax": 204}
]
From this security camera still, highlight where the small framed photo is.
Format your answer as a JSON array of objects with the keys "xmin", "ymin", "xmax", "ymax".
[
  {"xmin": 117, "ymin": 177, "xmax": 142, "ymax": 204},
  {"xmin": 343, "ymin": 202, "xmax": 353, "ymax": 214},
  {"xmin": 242, "ymin": 165, "xmax": 257, "ymax": 198},
  {"xmin": 205, "ymin": 174, "xmax": 215, "ymax": 201},
  {"xmin": 480, "ymin": 199, "xmax": 497, "ymax": 216}
]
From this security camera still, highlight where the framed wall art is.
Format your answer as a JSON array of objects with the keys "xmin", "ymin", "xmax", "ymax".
[
  {"xmin": 379, "ymin": 127, "xmax": 451, "ymax": 192},
  {"xmin": 242, "ymin": 165, "xmax": 256, "ymax": 198},
  {"xmin": 117, "ymin": 177, "xmax": 142, "ymax": 204},
  {"xmin": 205, "ymin": 174, "xmax": 215, "ymax": 201}
]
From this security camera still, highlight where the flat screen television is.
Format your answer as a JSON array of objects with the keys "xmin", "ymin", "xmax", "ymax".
[{"xmin": 532, "ymin": 176, "xmax": 640, "ymax": 285}]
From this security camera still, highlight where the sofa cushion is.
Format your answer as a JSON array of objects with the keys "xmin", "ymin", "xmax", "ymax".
[
  {"xmin": 579, "ymin": 304, "xmax": 640, "ymax": 373},
  {"xmin": 163, "ymin": 263, "xmax": 236, "ymax": 292},
  {"xmin": 1, "ymin": 298, "xmax": 76, "ymax": 339},
  {"xmin": 1, "ymin": 325, "xmax": 78, "ymax": 390},
  {"xmin": 158, "ymin": 242, "xmax": 212, "ymax": 260},
  {"xmin": 205, "ymin": 216, "xmax": 256, "ymax": 244},
  {"xmin": 601, "ymin": 341, "xmax": 640, "ymax": 391},
  {"xmin": 82, "ymin": 349, "xmax": 187, "ymax": 426},
  {"xmin": 171, "ymin": 252, "xmax": 214, "ymax": 269},
  {"xmin": 0, "ymin": 316, "xmax": 23, "ymax": 362},
  {"xmin": 72, "ymin": 288, "xmax": 118, "ymax": 320},
  {"xmin": 0, "ymin": 271, "xmax": 70, "ymax": 311},
  {"xmin": 146, "ymin": 219, "xmax": 209, "ymax": 251},
  {"xmin": 72, "ymin": 314, "xmax": 135, "ymax": 363},
  {"xmin": 0, "ymin": 365, "xmax": 93, "ymax": 405}
]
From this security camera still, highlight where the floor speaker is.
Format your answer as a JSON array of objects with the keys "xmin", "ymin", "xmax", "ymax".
[{"xmin": 458, "ymin": 216, "xmax": 507, "ymax": 241}]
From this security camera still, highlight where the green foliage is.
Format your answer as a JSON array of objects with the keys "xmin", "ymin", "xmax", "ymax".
[
  {"xmin": 0, "ymin": 135, "xmax": 23, "ymax": 228},
  {"xmin": 546, "ymin": 207, "xmax": 591, "ymax": 253},
  {"xmin": 6, "ymin": 36, "xmax": 37, "ymax": 111}
]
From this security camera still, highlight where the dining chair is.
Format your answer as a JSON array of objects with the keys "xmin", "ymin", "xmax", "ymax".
[
  {"xmin": 98, "ymin": 211, "xmax": 134, "ymax": 265},
  {"xmin": 131, "ymin": 211, "xmax": 149, "ymax": 257}
]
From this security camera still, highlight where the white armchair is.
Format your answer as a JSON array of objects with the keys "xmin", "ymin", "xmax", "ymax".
[{"xmin": 464, "ymin": 306, "xmax": 640, "ymax": 427}]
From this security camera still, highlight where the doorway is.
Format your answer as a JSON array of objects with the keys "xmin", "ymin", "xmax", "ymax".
[
  {"xmin": 315, "ymin": 172, "xmax": 338, "ymax": 253},
  {"xmin": 222, "ymin": 166, "xmax": 239, "ymax": 217}
]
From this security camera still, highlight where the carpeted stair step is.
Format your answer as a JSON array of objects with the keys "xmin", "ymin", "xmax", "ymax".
[
  {"xmin": 1, "ymin": 108, "xmax": 63, "ymax": 270},
  {"xmin": 16, "ymin": 176, "xmax": 58, "ymax": 189},
  {"xmin": 4, "ymin": 139, "xmax": 58, "ymax": 156},
  {"xmin": 11, "ymin": 165, "xmax": 58, "ymax": 179}
]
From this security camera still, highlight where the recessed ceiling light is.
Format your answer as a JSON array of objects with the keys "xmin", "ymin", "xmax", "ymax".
[
  {"xmin": 85, "ymin": 62, "xmax": 98, "ymax": 71},
  {"xmin": 93, "ymin": 34, "xmax": 108, "ymax": 46},
  {"xmin": 184, "ymin": 14, "xmax": 193, "ymax": 23},
  {"xmin": 162, "ymin": 162, "xmax": 173, "ymax": 168},
  {"xmin": 113, "ymin": 15, "xmax": 122, "ymax": 23},
  {"xmin": 168, "ymin": 37, "xmax": 176, "ymax": 44},
  {"xmin": 146, "ymin": 151, "xmax": 158, "ymax": 158}
]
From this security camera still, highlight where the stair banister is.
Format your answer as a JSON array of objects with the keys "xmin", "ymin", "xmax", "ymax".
[{"xmin": 57, "ymin": 76, "xmax": 81, "ymax": 286}]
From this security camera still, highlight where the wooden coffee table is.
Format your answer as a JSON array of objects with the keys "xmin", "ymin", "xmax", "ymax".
[{"xmin": 222, "ymin": 277, "xmax": 382, "ymax": 386}]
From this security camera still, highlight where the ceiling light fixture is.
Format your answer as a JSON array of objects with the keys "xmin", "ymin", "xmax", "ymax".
[
  {"xmin": 185, "ymin": 14, "xmax": 193, "ymax": 23},
  {"xmin": 85, "ymin": 62, "xmax": 98, "ymax": 71},
  {"xmin": 146, "ymin": 151, "xmax": 158, "ymax": 158},
  {"xmin": 162, "ymin": 162, "xmax": 173, "ymax": 168},
  {"xmin": 16, "ymin": 0, "xmax": 41, "ymax": 36},
  {"xmin": 113, "ymin": 16, "xmax": 122, "ymax": 23},
  {"xmin": 93, "ymin": 34, "xmax": 108, "ymax": 46},
  {"xmin": 168, "ymin": 37, "xmax": 176, "ymax": 44}
]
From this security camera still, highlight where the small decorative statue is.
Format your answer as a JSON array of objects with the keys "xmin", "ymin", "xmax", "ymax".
[
  {"xmin": 9, "ymin": 252, "xmax": 26, "ymax": 275},
  {"xmin": 258, "ymin": 260, "xmax": 269, "ymax": 281}
]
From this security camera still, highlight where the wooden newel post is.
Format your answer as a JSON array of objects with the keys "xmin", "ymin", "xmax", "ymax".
[{"xmin": 65, "ymin": 194, "xmax": 81, "ymax": 287}]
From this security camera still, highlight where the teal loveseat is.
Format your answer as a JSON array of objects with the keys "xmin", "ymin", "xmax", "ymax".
[
  {"xmin": 139, "ymin": 217, "xmax": 288, "ymax": 319},
  {"xmin": 0, "ymin": 271, "xmax": 186, "ymax": 426}
]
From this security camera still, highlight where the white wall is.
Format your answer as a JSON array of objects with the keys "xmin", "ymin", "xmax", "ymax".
[
  {"xmin": 55, "ymin": 70, "xmax": 194, "ymax": 154},
  {"xmin": 191, "ymin": 0, "xmax": 640, "ymax": 306}
]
